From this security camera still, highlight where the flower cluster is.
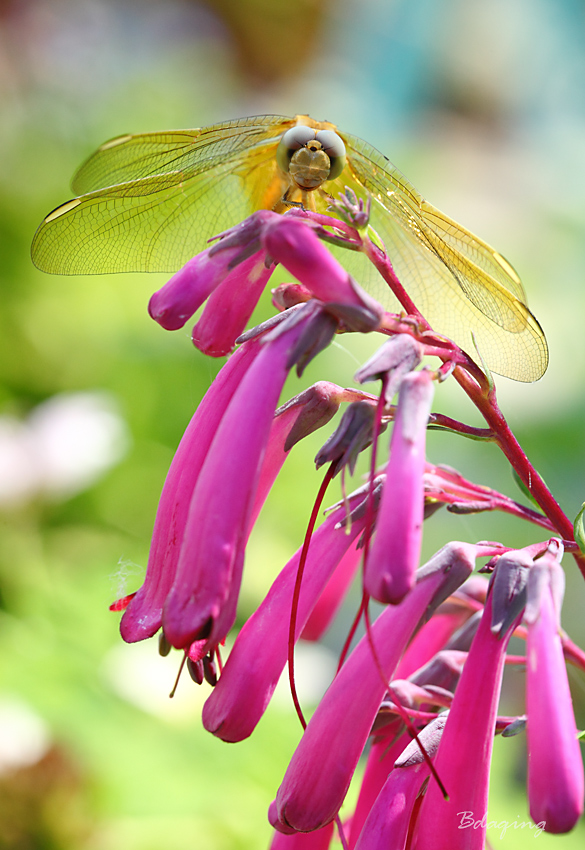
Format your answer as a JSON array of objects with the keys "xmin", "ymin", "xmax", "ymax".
[{"xmin": 113, "ymin": 202, "xmax": 584, "ymax": 848}]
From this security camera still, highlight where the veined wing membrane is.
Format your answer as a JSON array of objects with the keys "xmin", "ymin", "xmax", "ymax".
[
  {"xmin": 32, "ymin": 144, "xmax": 285, "ymax": 274},
  {"xmin": 72, "ymin": 116, "xmax": 293, "ymax": 194},
  {"xmin": 338, "ymin": 132, "xmax": 548, "ymax": 382},
  {"xmin": 32, "ymin": 129, "xmax": 292, "ymax": 275}
]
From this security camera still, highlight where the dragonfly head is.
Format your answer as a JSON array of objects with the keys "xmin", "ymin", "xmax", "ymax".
[{"xmin": 277, "ymin": 126, "xmax": 346, "ymax": 190}]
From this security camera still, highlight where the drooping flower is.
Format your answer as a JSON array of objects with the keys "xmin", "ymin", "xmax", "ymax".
[
  {"xmin": 354, "ymin": 715, "xmax": 447, "ymax": 850},
  {"xmin": 270, "ymin": 542, "xmax": 485, "ymax": 834},
  {"xmin": 364, "ymin": 368, "xmax": 435, "ymax": 604},
  {"xmin": 119, "ymin": 337, "xmax": 262, "ymax": 642},
  {"xmin": 191, "ymin": 251, "xmax": 275, "ymax": 356},
  {"xmin": 411, "ymin": 549, "xmax": 532, "ymax": 850},
  {"xmin": 202, "ymin": 488, "xmax": 373, "ymax": 742},
  {"xmin": 525, "ymin": 544, "xmax": 584, "ymax": 833},
  {"xmin": 251, "ymin": 382, "xmax": 345, "ymax": 530},
  {"xmin": 162, "ymin": 302, "xmax": 342, "ymax": 650}
]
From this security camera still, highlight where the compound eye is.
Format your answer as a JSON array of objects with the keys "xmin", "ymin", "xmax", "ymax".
[
  {"xmin": 315, "ymin": 130, "xmax": 346, "ymax": 180},
  {"xmin": 277, "ymin": 126, "xmax": 317, "ymax": 172}
]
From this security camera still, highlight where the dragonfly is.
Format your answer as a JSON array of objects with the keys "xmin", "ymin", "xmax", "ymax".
[{"xmin": 31, "ymin": 114, "xmax": 548, "ymax": 382}]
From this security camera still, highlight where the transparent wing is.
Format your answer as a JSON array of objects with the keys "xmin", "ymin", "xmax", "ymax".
[
  {"xmin": 332, "ymin": 132, "xmax": 548, "ymax": 382},
  {"xmin": 71, "ymin": 115, "xmax": 292, "ymax": 193},
  {"xmin": 32, "ymin": 116, "xmax": 295, "ymax": 274}
]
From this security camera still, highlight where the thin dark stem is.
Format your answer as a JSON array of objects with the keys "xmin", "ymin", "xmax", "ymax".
[
  {"xmin": 288, "ymin": 463, "xmax": 337, "ymax": 730},
  {"xmin": 451, "ymin": 365, "xmax": 585, "ymax": 578},
  {"xmin": 363, "ymin": 234, "xmax": 585, "ymax": 578}
]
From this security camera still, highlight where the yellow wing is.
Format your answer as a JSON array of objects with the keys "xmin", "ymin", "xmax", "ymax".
[
  {"xmin": 333, "ymin": 131, "xmax": 548, "ymax": 382},
  {"xmin": 31, "ymin": 114, "xmax": 548, "ymax": 381},
  {"xmin": 31, "ymin": 116, "xmax": 295, "ymax": 274}
]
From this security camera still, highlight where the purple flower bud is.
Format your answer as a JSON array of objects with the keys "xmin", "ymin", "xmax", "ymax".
[
  {"xmin": 315, "ymin": 402, "xmax": 378, "ymax": 475},
  {"xmin": 261, "ymin": 217, "xmax": 383, "ymax": 332},
  {"xmin": 249, "ymin": 383, "xmax": 342, "ymax": 531},
  {"xmin": 355, "ymin": 334, "xmax": 424, "ymax": 404},
  {"xmin": 278, "ymin": 383, "xmax": 343, "ymax": 452},
  {"xmin": 525, "ymin": 552, "xmax": 584, "ymax": 833},
  {"xmin": 270, "ymin": 543, "xmax": 479, "ymax": 833},
  {"xmin": 120, "ymin": 338, "xmax": 262, "ymax": 642},
  {"xmin": 365, "ymin": 370, "xmax": 435, "ymax": 604},
  {"xmin": 202, "ymin": 498, "xmax": 370, "ymax": 742}
]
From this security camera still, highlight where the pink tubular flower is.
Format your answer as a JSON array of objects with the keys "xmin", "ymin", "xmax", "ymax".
[
  {"xmin": 348, "ymin": 578, "xmax": 485, "ymax": 847},
  {"xmin": 148, "ymin": 211, "xmax": 276, "ymax": 331},
  {"xmin": 348, "ymin": 730, "xmax": 405, "ymax": 849},
  {"xmin": 269, "ymin": 542, "xmax": 482, "ymax": 834},
  {"xmin": 191, "ymin": 251, "xmax": 274, "ymax": 356},
  {"xmin": 412, "ymin": 550, "xmax": 532, "ymax": 850},
  {"xmin": 269, "ymin": 823, "xmax": 335, "ymax": 850},
  {"xmin": 354, "ymin": 715, "xmax": 447, "ymax": 850},
  {"xmin": 148, "ymin": 246, "xmax": 244, "ymax": 330},
  {"xmin": 261, "ymin": 216, "xmax": 383, "ymax": 332},
  {"xmin": 300, "ymin": 540, "xmax": 362, "ymax": 641},
  {"xmin": 365, "ymin": 369, "xmax": 435, "ymax": 604},
  {"xmin": 162, "ymin": 303, "xmax": 334, "ymax": 650},
  {"xmin": 525, "ymin": 547, "xmax": 584, "ymax": 833},
  {"xmin": 201, "ymin": 494, "xmax": 370, "ymax": 743},
  {"xmin": 251, "ymin": 382, "xmax": 344, "ymax": 530},
  {"xmin": 119, "ymin": 337, "xmax": 262, "ymax": 642}
]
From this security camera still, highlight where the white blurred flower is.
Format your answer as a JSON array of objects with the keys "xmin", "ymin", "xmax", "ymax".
[
  {"xmin": 0, "ymin": 697, "xmax": 51, "ymax": 774},
  {"xmin": 0, "ymin": 391, "xmax": 129, "ymax": 506}
]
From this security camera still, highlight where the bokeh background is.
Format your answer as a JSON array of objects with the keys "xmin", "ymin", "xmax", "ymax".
[{"xmin": 1, "ymin": 0, "xmax": 585, "ymax": 847}]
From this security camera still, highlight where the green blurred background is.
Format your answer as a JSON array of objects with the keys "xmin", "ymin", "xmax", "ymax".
[{"xmin": 1, "ymin": 0, "xmax": 585, "ymax": 846}]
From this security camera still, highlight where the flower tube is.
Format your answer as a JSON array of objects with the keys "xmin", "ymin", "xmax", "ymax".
[
  {"xmin": 119, "ymin": 338, "xmax": 261, "ymax": 642},
  {"xmin": 148, "ymin": 211, "xmax": 276, "ymax": 330},
  {"xmin": 261, "ymin": 216, "xmax": 383, "ymax": 332},
  {"xmin": 412, "ymin": 550, "xmax": 532, "ymax": 850},
  {"xmin": 202, "ymin": 496, "xmax": 369, "ymax": 742},
  {"xmin": 191, "ymin": 252, "xmax": 274, "ymax": 356},
  {"xmin": 163, "ymin": 303, "xmax": 338, "ymax": 649},
  {"xmin": 270, "ymin": 542, "xmax": 481, "ymax": 833},
  {"xmin": 525, "ymin": 549, "xmax": 584, "ymax": 833},
  {"xmin": 365, "ymin": 369, "xmax": 435, "ymax": 604},
  {"xmin": 354, "ymin": 716, "xmax": 447, "ymax": 850}
]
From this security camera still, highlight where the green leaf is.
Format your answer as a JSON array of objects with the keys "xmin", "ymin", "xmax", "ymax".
[
  {"xmin": 512, "ymin": 468, "xmax": 540, "ymax": 508},
  {"xmin": 573, "ymin": 503, "xmax": 585, "ymax": 555}
]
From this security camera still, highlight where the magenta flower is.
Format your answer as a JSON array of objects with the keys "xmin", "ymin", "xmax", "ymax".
[
  {"xmin": 251, "ymin": 382, "xmax": 344, "ymax": 530},
  {"xmin": 191, "ymin": 251, "xmax": 274, "ymax": 356},
  {"xmin": 202, "ymin": 491, "xmax": 371, "ymax": 742},
  {"xmin": 120, "ymin": 337, "xmax": 262, "ymax": 642},
  {"xmin": 365, "ymin": 368, "xmax": 435, "ymax": 603},
  {"xmin": 525, "ymin": 547, "xmax": 584, "ymax": 833},
  {"xmin": 148, "ymin": 211, "xmax": 276, "ymax": 331},
  {"xmin": 354, "ymin": 715, "xmax": 446, "ymax": 850},
  {"xmin": 347, "ymin": 731, "xmax": 406, "ymax": 849},
  {"xmin": 270, "ymin": 542, "xmax": 482, "ymax": 834},
  {"xmin": 412, "ymin": 550, "xmax": 532, "ymax": 850},
  {"xmin": 348, "ymin": 578, "xmax": 485, "ymax": 847},
  {"xmin": 300, "ymin": 540, "xmax": 362, "ymax": 641},
  {"xmin": 162, "ymin": 302, "xmax": 339, "ymax": 650},
  {"xmin": 269, "ymin": 823, "xmax": 335, "ymax": 850},
  {"xmin": 261, "ymin": 215, "xmax": 383, "ymax": 332}
]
